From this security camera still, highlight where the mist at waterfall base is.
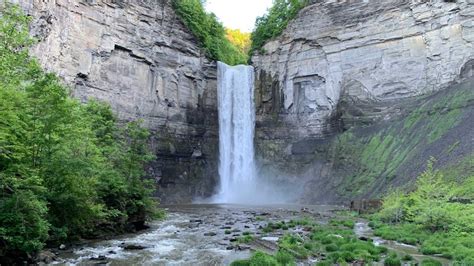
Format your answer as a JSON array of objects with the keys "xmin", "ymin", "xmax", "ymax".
[{"xmin": 207, "ymin": 62, "xmax": 301, "ymax": 205}]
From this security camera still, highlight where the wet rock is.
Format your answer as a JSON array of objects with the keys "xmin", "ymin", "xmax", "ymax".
[
  {"xmin": 220, "ymin": 226, "xmax": 232, "ymax": 229},
  {"xmin": 231, "ymin": 229, "xmax": 241, "ymax": 233},
  {"xmin": 90, "ymin": 255, "xmax": 108, "ymax": 261},
  {"xmin": 261, "ymin": 237, "xmax": 279, "ymax": 242},
  {"xmin": 230, "ymin": 238, "xmax": 238, "ymax": 242},
  {"xmin": 204, "ymin": 232, "xmax": 217, "ymax": 236},
  {"xmin": 237, "ymin": 244, "xmax": 251, "ymax": 251},
  {"xmin": 59, "ymin": 244, "xmax": 67, "ymax": 250},
  {"xmin": 121, "ymin": 244, "xmax": 148, "ymax": 250},
  {"xmin": 218, "ymin": 241, "xmax": 228, "ymax": 246},
  {"xmin": 226, "ymin": 246, "xmax": 234, "ymax": 250},
  {"xmin": 190, "ymin": 219, "xmax": 203, "ymax": 223},
  {"xmin": 359, "ymin": 236, "xmax": 370, "ymax": 241},
  {"xmin": 244, "ymin": 225, "xmax": 250, "ymax": 228},
  {"xmin": 37, "ymin": 250, "xmax": 56, "ymax": 264}
]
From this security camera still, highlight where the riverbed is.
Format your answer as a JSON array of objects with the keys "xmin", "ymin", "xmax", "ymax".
[{"xmin": 53, "ymin": 204, "xmax": 342, "ymax": 265}]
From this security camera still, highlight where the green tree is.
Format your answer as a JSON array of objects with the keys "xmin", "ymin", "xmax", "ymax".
[
  {"xmin": 172, "ymin": 0, "xmax": 248, "ymax": 65},
  {"xmin": 0, "ymin": 3, "xmax": 159, "ymax": 262},
  {"xmin": 250, "ymin": 0, "xmax": 308, "ymax": 55}
]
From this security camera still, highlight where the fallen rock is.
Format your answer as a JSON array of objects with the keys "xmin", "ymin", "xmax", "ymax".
[
  {"xmin": 120, "ymin": 244, "xmax": 148, "ymax": 250},
  {"xmin": 89, "ymin": 255, "xmax": 108, "ymax": 261},
  {"xmin": 237, "ymin": 244, "xmax": 251, "ymax": 251},
  {"xmin": 37, "ymin": 250, "xmax": 56, "ymax": 264}
]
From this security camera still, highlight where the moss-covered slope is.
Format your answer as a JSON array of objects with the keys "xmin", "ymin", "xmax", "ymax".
[{"xmin": 328, "ymin": 79, "xmax": 474, "ymax": 200}]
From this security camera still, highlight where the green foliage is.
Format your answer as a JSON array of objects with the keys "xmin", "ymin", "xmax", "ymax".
[
  {"xmin": 421, "ymin": 258, "xmax": 442, "ymax": 266},
  {"xmin": 232, "ymin": 217, "xmax": 386, "ymax": 265},
  {"xmin": 237, "ymin": 234, "xmax": 254, "ymax": 244},
  {"xmin": 0, "ymin": 3, "xmax": 157, "ymax": 261},
  {"xmin": 330, "ymin": 83, "xmax": 473, "ymax": 197},
  {"xmin": 226, "ymin": 28, "xmax": 251, "ymax": 55},
  {"xmin": 371, "ymin": 162, "xmax": 474, "ymax": 264},
  {"xmin": 172, "ymin": 0, "xmax": 247, "ymax": 65},
  {"xmin": 231, "ymin": 251, "xmax": 280, "ymax": 266},
  {"xmin": 250, "ymin": 0, "xmax": 309, "ymax": 55}
]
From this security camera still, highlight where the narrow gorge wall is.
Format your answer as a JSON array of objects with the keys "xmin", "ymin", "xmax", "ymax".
[
  {"xmin": 252, "ymin": 0, "xmax": 474, "ymax": 202},
  {"xmin": 17, "ymin": 0, "xmax": 219, "ymax": 203}
]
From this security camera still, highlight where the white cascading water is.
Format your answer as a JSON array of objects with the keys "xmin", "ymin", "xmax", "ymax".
[{"xmin": 214, "ymin": 61, "xmax": 257, "ymax": 204}]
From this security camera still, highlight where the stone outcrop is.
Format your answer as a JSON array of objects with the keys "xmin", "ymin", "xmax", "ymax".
[
  {"xmin": 16, "ymin": 0, "xmax": 219, "ymax": 203},
  {"xmin": 253, "ymin": 0, "xmax": 474, "ymax": 138},
  {"xmin": 252, "ymin": 0, "xmax": 474, "ymax": 203}
]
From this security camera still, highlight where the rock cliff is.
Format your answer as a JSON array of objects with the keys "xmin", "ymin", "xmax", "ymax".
[
  {"xmin": 17, "ymin": 0, "xmax": 219, "ymax": 203},
  {"xmin": 252, "ymin": 0, "xmax": 474, "ymax": 202},
  {"xmin": 253, "ymin": 0, "xmax": 473, "ymax": 138}
]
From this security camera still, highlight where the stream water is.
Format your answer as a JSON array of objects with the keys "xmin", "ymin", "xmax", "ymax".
[{"xmin": 53, "ymin": 204, "xmax": 341, "ymax": 265}]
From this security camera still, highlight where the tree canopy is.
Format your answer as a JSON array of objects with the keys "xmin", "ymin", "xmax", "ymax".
[{"xmin": 0, "ymin": 3, "xmax": 160, "ymax": 263}]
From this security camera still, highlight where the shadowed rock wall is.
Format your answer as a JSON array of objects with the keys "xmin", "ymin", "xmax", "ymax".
[{"xmin": 17, "ymin": 0, "xmax": 219, "ymax": 203}]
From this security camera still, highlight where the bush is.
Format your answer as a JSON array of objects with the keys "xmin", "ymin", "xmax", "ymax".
[
  {"xmin": 384, "ymin": 257, "xmax": 402, "ymax": 266},
  {"xmin": 231, "ymin": 251, "xmax": 279, "ymax": 266},
  {"xmin": 250, "ymin": 0, "xmax": 309, "ymax": 55},
  {"xmin": 275, "ymin": 251, "xmax": 295, "ymax": 265},
  {"xmin": 172, "ymin": 0, "xmax": 247, "ymax": 65}
]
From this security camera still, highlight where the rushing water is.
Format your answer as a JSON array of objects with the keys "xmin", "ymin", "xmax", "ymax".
[
  {"xmin": 214, "ymin": 62, "xmax": 257, "ymax": 204},
  {"xmin": 53, "ymin": 204, "xmax": 341, "ymax": 266}
]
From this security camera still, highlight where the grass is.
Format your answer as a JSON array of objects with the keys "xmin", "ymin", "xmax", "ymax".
[{"xmin": 234, "ymin": 218, "xmax": 388, "ymax": 265}]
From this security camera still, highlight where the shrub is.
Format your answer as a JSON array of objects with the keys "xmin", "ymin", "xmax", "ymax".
[
  {"xmin": 172, "ymin": 0, "xmax": 247, "ymax": 65},
  {"xmin": 231, "ymin": 251, "xmax": 279, "ymax": 266},
  {"xmin": 250, "ymin": 0, "xmax": 309, "ymax": 55},
  {"xmin": 384, "ymin": 257, "xmax": 402, "ymax": 266}
]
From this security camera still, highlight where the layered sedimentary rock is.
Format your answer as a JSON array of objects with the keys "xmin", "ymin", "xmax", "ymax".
[
  {"xmin": 253, "ymin": 0, "xmax": 474, "ymax": 138},
  {"xmin": 17, "ymin": 0, "xmax": 219, "ymax": 203},
  {"xmin": 252, "ymin": 0, "xmax": 474, "ymax": 202}
]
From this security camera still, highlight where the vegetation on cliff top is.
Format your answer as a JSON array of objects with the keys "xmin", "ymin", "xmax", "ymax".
[
  {"xmin": 250, "ymin": 0, "xmax": 309, "ymax": 55},
  {"xmin": 172, "ymin": 0, "xmax": 248, "ymax": 65},
  {"xmin": 0, "ymin": 4, "xmax": 161, "ymax": 262}
]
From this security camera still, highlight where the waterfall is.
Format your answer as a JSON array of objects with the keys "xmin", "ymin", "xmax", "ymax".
[{"xmin": 214, "ymin": 62, "xmax": 257, "ymax": 204}]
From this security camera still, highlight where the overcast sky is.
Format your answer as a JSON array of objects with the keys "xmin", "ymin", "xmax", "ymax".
[{"xmin": 205, "ymin": 0, "xmax": 273, "ymax": 32}]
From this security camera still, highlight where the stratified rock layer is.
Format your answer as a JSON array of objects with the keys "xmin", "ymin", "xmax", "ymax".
[
  {"xmin": 17, "ymin": 0, "xmax": 219, "ymax": 203},
  {"xmin": 253, "ymin": 0, "xmax": 474, "ymax": 138},
  {"xmin": 252, "ymin": 0, "xmax": 474, "ymax": 203}
]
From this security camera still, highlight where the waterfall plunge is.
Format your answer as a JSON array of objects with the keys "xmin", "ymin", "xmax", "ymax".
[{"xmin": 214, "ymin": 62, "xmax": 257, "ymax": 204}]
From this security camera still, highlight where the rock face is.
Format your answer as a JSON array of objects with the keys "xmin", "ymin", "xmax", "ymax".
[
  {"xmin": 253, "ymin": 0, "xmax": 474, "ymax": 138},
  {"xmin": 252, "ymin": 0, "xmax": 474, "ymax": 203},
  {"xmin": 17, "ymin": 0, "xmax": 219, "ymax": 203}
]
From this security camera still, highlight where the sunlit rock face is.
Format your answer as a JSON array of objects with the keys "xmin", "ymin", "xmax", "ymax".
[
  {"xmin": 17, "ymin": 0, "xmax": 219, "ymax": 203},
  {"xmin": 252, "ymin": 0, "xmax": 474, "ymax": 139},
  {"xmin": 252, "ymin": 0, "xmax": 474, "ymax": 203}
]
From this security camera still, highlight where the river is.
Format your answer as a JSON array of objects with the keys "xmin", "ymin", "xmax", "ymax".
[{"xmin": 53, "ymin": 204, "xmax": 342, "ymax": 265}]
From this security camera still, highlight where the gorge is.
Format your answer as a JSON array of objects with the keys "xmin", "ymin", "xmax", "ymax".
[
  {"xmin": 2, "ymin": 0, "xmax": 473, "ymax": 264},
  {"xmin": 16, "ymin": 0, "xmax": 473, "ymax": 205}
]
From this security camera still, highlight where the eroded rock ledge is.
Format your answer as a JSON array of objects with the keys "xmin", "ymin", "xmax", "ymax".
[
  {"xmin": 252, "ymin": 0, "xmax": 474, "ymax": 202},
  {"xmin": 253, "ymin": 0, "xmax": 474, "ymax": 139}
]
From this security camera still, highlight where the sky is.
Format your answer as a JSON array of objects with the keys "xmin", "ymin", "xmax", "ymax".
[{"xmin": 205, "ymin": 0, "xmax": 273, "ymax": 33}]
